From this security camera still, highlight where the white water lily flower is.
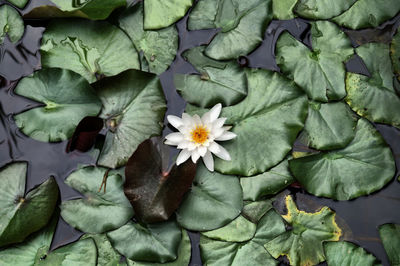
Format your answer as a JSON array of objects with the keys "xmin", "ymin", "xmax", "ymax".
[{"xmin": 165, "ymin": 103, "xmax": 236, "ymax": 171}]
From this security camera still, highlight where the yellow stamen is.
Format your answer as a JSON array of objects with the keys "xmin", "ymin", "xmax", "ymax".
[{"xmin": 191, "ymin": 125, "xmax": 209, "ymax": 144}]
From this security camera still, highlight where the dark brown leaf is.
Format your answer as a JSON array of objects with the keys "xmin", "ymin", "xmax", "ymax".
[{"xmin": 67, "ymin": 116, "xmax": 103, "ymax": 152}]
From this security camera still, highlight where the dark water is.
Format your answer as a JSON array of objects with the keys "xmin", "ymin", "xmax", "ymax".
[{"xmin": 0, "ymin": 1, "xmax": 399, "ymax": 265}]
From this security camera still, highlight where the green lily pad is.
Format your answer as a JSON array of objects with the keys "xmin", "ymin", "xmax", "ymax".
[
  {"xmin": 295, "ymin": 0, "xmax": 358, "ymax": 19},
  {"xmin": 242, "ymin": 199, "xmax": 274, "ymax": 223},
  {"xmin": 324, "ymin": 241, "xmax": 381, "ymax": 266},
  {"xmin": 40, "ymin": 19, "xmax": 140, "ymax": 83},
  {"xmin": 289, "ymin": 119, "xmax": 396, "ymax": 200},
  {"xmin": 276, "ymin": 21, "xmax": 353, "ymax": 102},
  {"xmin": 93, "ymin": 69, "xmax": 166, "ymax": 169},
  {"xmin": 188, "ymin": 0, "xmax": 273, "ymax": 60},
  {"xmin": 13, "ymin": 68, "xmax": 102, "ymax": 142},
  {"xmin": 127, "ymin": 230, "xmax": 192, "ymax": 266},
  {"xmin": 240, "ymin": 158, "xmax": 294, "ymax": 201},
  {"xmin": 82, "ymin": 234, "xmax": 126, "ymax": 266},
  {"xmin": 392, "ymin": 27, "xmax": 400, "ymax": 81},
  {"xmin": 0, "ymin": 5, "xmax": 24, "ymax": 44},
  {"xmin": 175, "ymin": 46, "xmax": 247, "ymax": 108},
  {"xmin": 119, "ymin": 2, "xmax": 178, "ymax": 74},
  {"xmin": 345, "ymin": 43, "xmax": 400, "ymax": 128},
  {"xmin": 0, "ymin": 219, "xmax": 97, "ymax": 266},
  {"xmin": 200, "ymin": 209, "xmax": 285, "ymax": 266},
  {"xmin": 304, "ymin": 101, "xmax": 358, "ymax": 150},
  {"xmin": 144, "ymin": 0, "xmax": 193, "ymax": 30},
  {"xmin": 187, "ymin": 68, "xmax": 308, "ymax": 176},
  {"xmin": 107, "ymin": 220, "xmax": 181, "ymax": 263},
  {"xmin": 5, "ymin": 0, "xmax": 28, "ymax": 8},
  {"xmin": 379, "ymin": 224, "xmax": 400, "ymax": 266},
  {"xmin": 176, "ymin": 164, "xmax": 243, "ymax": 231},
  {"xmin": 0, "ymin": 162, "xmax": 59, "ymax": 247},
  {"xmin": 272, "ymin": 0, "xmax": 297, "ymax": 20},
  {"xmin": 60, "ymin": 166, "xmax": 134, "ymax": 234},
  {"xmin": 332, "ymin": 0, "xmax": 400, "ymax": 30},
  {"xmin": 264, "ymin": 195, "xmax": 342, "ymax": 266}
]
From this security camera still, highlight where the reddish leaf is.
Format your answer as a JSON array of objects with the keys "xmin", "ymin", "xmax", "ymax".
[
  {"xmin": 124, "ymin": 137, "xmax": 197, "ymax": 223},
  {"xmin": 67, "ymin": 116, "xmax": 103, "ymax": 152}
]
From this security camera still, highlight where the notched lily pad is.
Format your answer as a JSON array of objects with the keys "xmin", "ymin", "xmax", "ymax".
[
  {"xmin": 324, "ymin": 241, "xmax": 381, "ymax": 266},
  {"xmin": 379, "ymin": 224, "xmax": 400, "ymax": 266},
  {"xmin": 0, "ymin": 162, "xmax": 59, "ymax": 247},
  {"xmin": 295, "ymin": 0, "xmax": 358, "ymax": 20},
  {"xmin": 0, "ymin": 5, "xmax": 24, "ymax": 44},
  {"xmin": 14, "ymin": 68, "xmax": 102, "ymax": 142},
  {"xmin": 124, "ymin": 137, "xmax": 197, "ymax": 223},
  {"xmin": 144, "ymin": 0, "xmax": 193, "ymax": 30}
]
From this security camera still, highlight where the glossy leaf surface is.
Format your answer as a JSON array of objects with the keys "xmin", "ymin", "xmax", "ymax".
[
  {"xmin": 324, "ymin": 241, "xmax": 381, "ymax": 266},
  {"xmin": 379, "ymin": 224, "xmax": 400, "ymax": 266}
]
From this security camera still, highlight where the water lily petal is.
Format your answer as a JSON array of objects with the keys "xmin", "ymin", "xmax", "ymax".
[
  {"xmin": 215, "ymin": 131, "xmax": 237, "ymax": 141},
  {"xmin": 198, "ymin": 146, "xmax": 207, "ymax": 157},
  {"xmin": 165, "ymin": 132, "xmax": 184, "ymax": 143},
  {"xmin": 176, "ymin": 149, "xmax": 191, "ymax": 165},
  {"xmin": 208, "ymin": 142, "xmax": 220, "ymax": 154},
  {"xmin": 167, "ymin": 115, "xmax": 183, "ymax": 129},
  {"xmin": 212, "ymin": 117, "xmax": 227, "ymax": 130},
  {"xmin": 191, "ymin": 149, "xmax": 201, "ymax": 163},
  {"xmin": 211, "ymin": 143, "xmax": 231, "ymax": 161},
  {"xmin": 202, "ymin": 151, "xmax": 214, "ymax": 171},
  {"xmin": 208, "ymin": 103, "xmax": 222, "ymax": 123}
]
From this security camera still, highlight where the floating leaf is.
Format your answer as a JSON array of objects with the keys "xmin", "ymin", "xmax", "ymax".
[
  {"xmin": 333, "ymin": 0, "xmax": 400, "ymax": 30},
  {"xmin": 107, "ymin": 220, "xmax": 181, "ymax": 263},
  {"xmin": 303, "ymin": 102, "xmax": 358, "ymax": 150},
  {"xmin": 345, "ymin": 43, "xmax": 400, "ymax": 128},
  {"xmin": 14, "ymin": 68, "xmax": 102, "ymax": 142},
  {"xmin": 175, "ymin": 46, "xmax": 247, "ymax": 108},
  {"xmin": 188, "ymin": 0, "xmax": 273, "ymax": 60},
  {"xmin": 0, "ymin": 5, "xmax": 24, "ymax": 44},
  {"xmin": 272, "ymin": 0, "xmax": 297, "ymax": 20},
  {"xmin": 93, "ymin": 70, "xmax": 167, "ymax": 169},
  {"xmin": 276, "ymin": 21, "xmax": 353, "ymax": 102},
  {"xmin": 60, "ymin": 166, "xmax": 134, "ymax": 234},
  {"xmin": 144, "ymin": 0, "xmax": 193, "ymax": 30},
  {"xmin": 82, "ymin": 234, "xmax": 126, "ymax": 266},
  {"xmin": 200, "ymin": 209, "xmax": 285, "ymax": 266},
  {"xmin": 176, "ymin": 163, "xmax": 243, "ymax": 231},
  {"xmin": 0, "ymin": 162, "xmax": 59, "ymax": 247},
  {"xmin": 5, "ymin": 0, "xmax": 28, "ymax": 8},
  {"xmin": 379, "ymin": 224, "xmax": 400, "ymax": 266},
  {"xmin": 324, "ymin": 241, "xmax": 381, "ymax": 266},
  {"xmin": 187, "ymin": 69, "xmax": 307, "ymax": 176},
  {"xmin": 41, "ymin": 19, "xmax": 140, "ymax": 83},
  {"xmin": 295, "ymin": 0, "xmax": 358, "ymax": 19},
  {"xmin": 265, "ymin": 195, "xmax": 342, "ymax": 266},
  {"xmin": 242, "ymin": 199, "xmax": 274, "ymax": 223},
  {"xmin": 289, "ymin": 119, "xmax": 395, "ymax": 200},
  {"xmin": 392, "ymin": 27, "xmax": 400, "ymax": 81},
  {"xmin": 67, "ymin": 116, "xmax": 104, "ymax": 152},
  {"xmin": 119, "ymin": 2, "xmax": 178, "ymax": 74},
  {"xmin": 240, "ymin": 158, "xmax": 294, "ymax": 201}
]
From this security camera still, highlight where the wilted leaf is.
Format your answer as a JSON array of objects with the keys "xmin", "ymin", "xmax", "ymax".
[
  {"xmin": 144, "ymin": 0, "xmax": 193, "ymax": 30},
  {"xmin": 0, "ymin": 5, "xmax": 24, "ymax": 44},
  {"xmin": 379, "ymin": 224, "xmax": 400, "ymax": 266},
  {"xmin": 324, "ymin": 241, "xmax": 381, "ymax": 266}
]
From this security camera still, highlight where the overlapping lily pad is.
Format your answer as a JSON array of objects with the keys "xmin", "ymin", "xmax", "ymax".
[
  {"xmin": 40, "ymin": 19, "xmax": 140, "ymax": 83},
  {"xmin": 175, "ymin": 46, "xmax": 247, "ymax": 108},
  {"xmin": 144, "ymin": 0, "xmax": 193, "ymax": 30},
  {"xmin": 82, "ymin": 234, "xmax": 125, "ymax": 266},
  {"xmin": 6, "ymin": 0, "xmax": 28, "ymax": 9},
  {"xmin": 324, "ymin": 241, "xmax": 381, "ymax": 266},
  {"xmin": 107, "ymin": 220, "xmax": 181, "ymax": 263},
  {"xmin": 272, "ymin": 0, "xmax": 297, "ymax": 20},
  {"xmin": 276, "ymin": 21, "xmax": 354, "ymax": 102},
  {"xmin": 265, "ymin": 195, "xmax": 342, "ymax": 266},
  {"xmin": 0, "ymin": 162, "xmax": 59, "ymax": 247},
  {"xmin": 119, "ymin": 2, "xmax": 178, "ymax": 74},
  {"xmin": 332, "ymin": 0, "xmax": 400, "ymax": 30},
  {"xmin": 176, "ymin": 164, "xmax": 243, "ymax": 231},
  {"xmin": 14, "ymin": 68, "xmax": 102, "ymax": 142},
  {"xmin": 379, "ymin": 224, "xmax": 400, "ymax": 266},
  {"xmin": 295, "ymin": 0, "xmax": 358, "ymax": 19},
  {"xmin": 0, "ymin": 5, "xmax": 24, "ymax": 44},
  {"xmin": 188, "ymin": 0, "xmax": 273, "ymax": 60},
  {"xmin": 289, "ymin": 119, "xmax": 396, "ymax": 200},
  {"xmin": 60, "ymin": 166, "xmax": 134, "ymax": 234},
  {"xmin": 93, "ymin": 70, "xmax": 167, "ymax": 169},
  {"xmin": 345, "ymin": 43, "xmax": 400, "ymax": 128},
  {"xmin": 392, "ymin": 27, "xmax": 400, "ymax": 80}
]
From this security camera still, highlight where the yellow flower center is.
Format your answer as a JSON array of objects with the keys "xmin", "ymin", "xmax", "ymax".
[{"xmin": 191, "ymin": 125, "xmax": 209, "ymax": 144}]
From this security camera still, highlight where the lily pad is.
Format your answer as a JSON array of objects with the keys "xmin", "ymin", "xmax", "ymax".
[
  {"xmin": 289, "ymin": 118, "xmax": 396, "ymax": 200},
  {"xmin": 5, "ymin": 0, "xmax": 28, "ymax": 8},
  {"xmin": 188, "ymin": 0, "xmax": 273, "ymax": 60},
  {"xmin": 187, "ymin": 68, "xmax": 308, "ymax": 176},
  {"xmin": 0, "ymin": 162, "xmax": 59, "ymax": 247},
  {"xmin": 379, "ymin": 224, "xmax": 400, "ymax": 266},
  {"xmin": 200, "ymin": 209, "xmax": 285, "ymax": 266},
  {"xmin": 242, "ymin": 199, "xmax": 274, "ymax": 223},
  {"xmin": 0, "ymin": 5, "xmax": 24, "ymax": 44},
  {"xmin": 303, "ymin": 101, "xmax": 358, "ymax": 150},
  {"xmin": 119, "ymin": 2, "xmax": 178, "ymax": 74},
  {"xmin": 240, "ymin": 158, "xmax": 294, "ymax": 201},
  {"xmin": 272, "ymin": 0, "xmax": 297, "ymax": 20},
  {"xmin": 93, "ymin": 70, "xmax": 167, "ymax": 169},
  {"xmin": 60, "ymin": 166, "xmax": 134, "ymax": 234},
  {"xmin": 14, "ymin": 68, "xmax": 102, "ymax": 142},
  {"xmin": 345, "ymin": 43, "xmax": 400, "ymax": 128},
  {"xmin": 332, "ymin": 0, "xmax": 400, "ymax": 30},
  {"xmin": 264, "ymin": 195, "xmax": 342, "ymax": 266},
  {"xmin": 276, "ymin": 21, "xmax": 354, "ymax": 102},
  {"xmin": 324, "ymin": 241, "xmax": 381, "ymax": 266},
  {"xmin": 144, "ymin": 0, "xmax": 193, "ymax": 30},
  {"xmin": 175, "ymin": 46, "xmax": 247, "ymax": 108},
  {"xmin": 82, "ymin": 234, "xmax": 126, "ymax": 266},
  {"xmin": 40, "ymin": 19, "xmax": 140, "ymax": 83},
  {"xmin": 107, "ymin": 220, "xmax": 181, "ymax": 263},
  {"xmin": 392, "ymin": 27, "xmax": 400, "ymax": 81},
  {"xmin": 295, "ymin": 0, "xmax": 358, "ymax": 19},
  {"xmin": 176, "ymin": 163, "xmax": 243, "ymax": 231}
]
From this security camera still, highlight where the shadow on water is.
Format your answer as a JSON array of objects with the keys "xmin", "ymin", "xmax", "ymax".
[{"xmin": 0, "ymin": 0, "xmax": 399, "ymax": 265}]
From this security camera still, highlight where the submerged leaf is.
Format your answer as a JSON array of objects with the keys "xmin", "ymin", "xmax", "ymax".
[
  {"xmin": 379, "ymin": 224, "xmax": 400, "ymax": 266},
  {"xmin": 295, "ymin": 0, "xmax": 358, "ymax": 19},
  {"xmin": 324, "ymin": 241, "xmax": 381, "ymax": 266},
  {"xmin": 144, "ymin": 0, "xmax": 193, "ymax": 30},
  {"xmin": 0, "ymin": 5, "xmax": 24, "ymax": 44}
]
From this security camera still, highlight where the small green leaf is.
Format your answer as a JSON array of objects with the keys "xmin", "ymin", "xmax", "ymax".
[
  {"xmin": 0, "ymin": 5, "xmax": 24, "ymax": 44},
  {"xmin": 14, "ymin": 68, "xmax": 102, "ymax": 142},
  {"xmin": 379, "ymin": 224, "xmax": 400, "ymax": 266},
  {"xmin": 144, "ymin": 0, "xmax": 193, "ymax": 30},
  {"xmin": 295, "ymin": 0, "xmax": 358, "ymax": 19},
  {"xmin": 324, "ymin": 241, "xmax": 381, "ymax": 266},
  {"xmin": 5, "ymin": 0, "xmax": 28, "ymax": 8},
  {"xmin": 272, "ymin": 0, "xmax": 297, "ymax": 20}
]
